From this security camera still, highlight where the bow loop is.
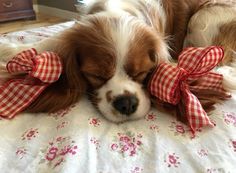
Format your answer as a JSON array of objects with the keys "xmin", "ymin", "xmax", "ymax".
[
  {"xmin": 0, "ymin": 48, "xmax": 63, "ymax": 118},
  {"xmin": 7, "ymin": 48, "xmax": 37, "ymax": 74},
  {"xmin": 30, "ymin": 52, "xmax": 62, "ymax": 83},
  {"xmin": 7, "ymin": 49, "xmax": 62, "ymax": 84},
  {"xmin": 182, "ymin": 85, "xmax": 215, "ymax": 131},
  {"xmin": 178, "ymin": 46, "xmax": 224, "ymax": 77}
]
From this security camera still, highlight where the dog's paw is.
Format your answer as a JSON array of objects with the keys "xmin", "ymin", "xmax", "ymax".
[{"xmin": 217, "ymin": 65, "xmax": 236, "ymax": 90}]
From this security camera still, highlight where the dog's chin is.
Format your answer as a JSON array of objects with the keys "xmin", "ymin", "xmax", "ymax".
[{"xmin": 98, "ymin": 106, "xmax": 151, "ymax": 124}]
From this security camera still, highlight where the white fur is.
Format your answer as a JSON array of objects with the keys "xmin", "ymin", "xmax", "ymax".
[{"xmin": 217, "ymin": 66, "xmax": 236, "ymax": 90}]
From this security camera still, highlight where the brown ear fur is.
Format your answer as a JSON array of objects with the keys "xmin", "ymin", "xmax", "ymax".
[
  {"xmin": 163, "ymin": 0, "xmax": 199, "ymax": 59},
  {"xmin": 26, "ymin": 25, "xmax": 87, "ymax": 113}
]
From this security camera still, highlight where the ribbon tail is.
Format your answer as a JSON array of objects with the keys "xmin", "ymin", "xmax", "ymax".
[
  {"xmin": 0, "ymin": 80, "xmax": 47, "ymax": 118},
  {"xmin": 181, "ymin": 84, "xmax": 215, "ymax": 133},
  {"xmin": 189, "ymin": 72, "xmax": 231, "ymax": 100}
]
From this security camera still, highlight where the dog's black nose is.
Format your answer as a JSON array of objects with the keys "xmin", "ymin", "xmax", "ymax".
[{"xmin": 112, "ymin": 95, "xmax": 138, "ymax": 115}]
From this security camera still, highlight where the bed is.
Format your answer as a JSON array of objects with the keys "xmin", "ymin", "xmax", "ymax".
[{"xmin": 0, "ymin": 21, "xmax": 235, "ymax": 173}]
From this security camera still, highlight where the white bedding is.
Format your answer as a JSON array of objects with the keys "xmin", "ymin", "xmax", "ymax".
[{"xmin": 0, "ymin": 22, "xmax": 235, "ymax": 173}]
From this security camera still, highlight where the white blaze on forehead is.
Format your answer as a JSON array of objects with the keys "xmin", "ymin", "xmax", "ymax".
[{"xmin": 108, "ymin": 14, "xmax": 137, "ymax": 72}]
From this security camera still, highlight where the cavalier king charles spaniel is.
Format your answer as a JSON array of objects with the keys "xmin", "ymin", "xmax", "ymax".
[{"xmin": 1, "ymin": 0, "xmax": 235, "ymax": 123}]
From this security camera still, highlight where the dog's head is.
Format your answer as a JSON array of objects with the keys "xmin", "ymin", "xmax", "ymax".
[
  {"xmin": 56, "ymin": 13, "xmax": 170, "ymax": 122},
  {"xmin": 28, "ymin": 11, "xmax": 169, "ymax": 122}
]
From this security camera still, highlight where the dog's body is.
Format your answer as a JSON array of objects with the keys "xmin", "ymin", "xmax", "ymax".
[
  {"xmin": 184, "ymin": 2, "xmax": 236, "ymax": 89},
  {"xmin": 0, "ymin": 0, "xmax": 235, "ymax": 122}
]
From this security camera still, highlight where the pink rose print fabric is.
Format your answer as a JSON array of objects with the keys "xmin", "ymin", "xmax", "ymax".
[
  {"xmin": 88, "ymin": 117, "xmax": 101, "ymax": 127},
  {"xmin": 229, "ymin": 139, "xmax": 236, "ymax": 152},
  {"xmin": 39, "ymin": 136, "xmax": 78, "ymax": 168},
  {"xmin": 130, "ymin": 167, "xmax": 144, "ymax": 173},
  {"xmin": 145, "ymin": 112, "xmax": 157, "ymax": 121},
  {"xmin": 206, "ymin": 168, "xmax": 225, "ymax": 173},
  {"xmin": 90, "ymin": 137, "xmax": 101, "ymax": 150},
  {"xmin": 21, "ymin": 128, "xmax": 39, "ymax": 140},
  {"xmin": 223, "ymin": 112, "xmax": 236, "ymax": 127},
  {"xmin": 111, "ymin": 132, "xmax": 143, "ymax": 157},
  {"xmin": 197, "ymin": 149, "xmax": 209, "ymax": 157},
  {"xmin": 16, "ymin": 147, "xmax": 27, "ymax": 159},
  {"xmin": 49, "ymin": 104, "xmax": 76, "ymax": 120},
  {"xmin": 164, "ymin": 153, "xmax": 181, "ymax": 168},
  {"xmin": 0, "ymin": 22, "xmax": 235, "ymax": 173},
  {"xmin": 56, "ymin": 121, "xmax": 69, "ymax": 130}
]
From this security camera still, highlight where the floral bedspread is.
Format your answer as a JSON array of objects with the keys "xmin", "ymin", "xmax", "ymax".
[{"xmin": 0, "ymin": 22, "xmax": 236, "ymax": 173}]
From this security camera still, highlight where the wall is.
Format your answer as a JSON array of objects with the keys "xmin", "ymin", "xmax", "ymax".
[{"xmin": 37, "ymin": 0, "xmax": 77, "ymax": 12}]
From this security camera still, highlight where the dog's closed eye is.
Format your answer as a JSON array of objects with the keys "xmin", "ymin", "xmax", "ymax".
[
  {"xmin": 148, "ymin": 49, "xmax": 158, "ymax": 62},
  {"xmin": 83, "ymin": 72, "xmax": 108, "ymax": 88},
  {"xmin": 132, "ymin": 71, "xmax": 149, "ymax": 82}
]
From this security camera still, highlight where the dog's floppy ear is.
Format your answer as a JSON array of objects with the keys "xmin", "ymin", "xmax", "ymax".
[{"xmin": 27, "ymin": 25, "xmax": 87, "ymax": 113}]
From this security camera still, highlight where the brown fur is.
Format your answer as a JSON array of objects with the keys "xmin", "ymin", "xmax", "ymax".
[
  {"xmin": 125, "ymin": 25, "xmax": 162, "ymax": 83},
  {"xmin": 163, "ymin": 0, "xmax": 200, "ymax": 59},
  {"xmin": 106, "ymin": 90, "xmax": 113, "ymax": 103}
]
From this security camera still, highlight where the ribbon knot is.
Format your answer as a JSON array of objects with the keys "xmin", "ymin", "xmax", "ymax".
[
  {"xmin": 178, "ymin": 67, "xmax": 189, "ymax": 80},
  {"xmin": 149, "ymin": 46, "xmax": 230, "ymax": 133},
  {"xmin": 0, "ymin": 48, "xmax": 63, "ymax": 118}
]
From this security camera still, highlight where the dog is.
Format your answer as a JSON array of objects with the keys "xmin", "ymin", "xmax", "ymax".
[{"xmin": 1, "ymin": 0, "xmax": 233, "ymax": 123}]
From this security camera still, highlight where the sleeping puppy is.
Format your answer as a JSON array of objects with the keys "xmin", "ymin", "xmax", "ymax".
[
  {"xmin": 184, "ymin": 2, "xmax": 236, "ymax": 89},
  {"xmin": 0, "ymin": 0, "xmax": 209, "ymax": 122}
]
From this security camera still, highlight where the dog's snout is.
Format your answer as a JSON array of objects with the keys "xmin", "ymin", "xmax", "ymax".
[{"xmin": 112, "ymin": 95, "xmax": 138, "ymax": 116}]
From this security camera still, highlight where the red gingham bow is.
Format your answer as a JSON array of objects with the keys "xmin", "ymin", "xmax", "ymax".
[
  {"xmin": 148, "ymin": 46, "xmax": 231, "ymax": 133},
  {"xmin": 0, "ymin": 48, "xmax": 62, "ymax": 118}
]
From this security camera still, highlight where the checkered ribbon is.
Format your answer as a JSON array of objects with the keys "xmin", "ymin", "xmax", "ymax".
[
  {"xmin": 0, "ymin": 48, "xmax": 62, "ymax": 118},
  {"xmin": 148, "ymin": 46, "xmax": 230, "ymax": 133}
]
